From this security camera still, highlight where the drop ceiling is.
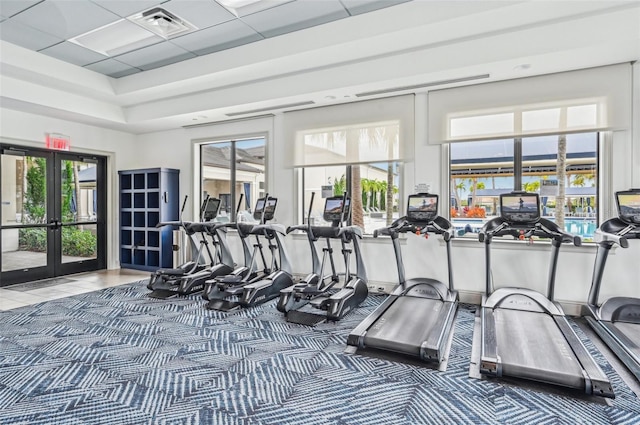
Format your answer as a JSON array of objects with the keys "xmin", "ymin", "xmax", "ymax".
[
  {"xmin": 0, "ymin": 1, "xmax": 638, "ymax": 135},
  {"xmin": 0, "ymin": 0, "xmax": 410, "ymax": 78}
]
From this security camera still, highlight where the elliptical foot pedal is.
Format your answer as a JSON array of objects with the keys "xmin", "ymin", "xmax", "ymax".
[
  {"xmin": 148, "ymin": 289, "xmax": 178, "ymax": 299},
  {"xmin": 207, "ymin": 299, "xmax": 242, "ymax": 312},
  {"xmin": 287, "ymin": 310, "xmax": 327, "ymax": 326}
]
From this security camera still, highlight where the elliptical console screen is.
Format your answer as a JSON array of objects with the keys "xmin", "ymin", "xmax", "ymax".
[
  {"xmin": 407, "ymin": 194, "xmax": 438, "ymax": 222},
  {"xmin": 203, "ymin": 198, "xmax": 221, "ymax": 221},
  {"xmin": 616, "ymin": 190, "xmax": 640, "ymax": 224},
  {"xmin": 500, "ymin": 193, "xmax": 540, "ymax": 223},
  {"xmin": 323, "ymin": 196, "xmax": 351, "ymax": 222},
  {"xmin": 253, "ymin": 197, "xmax": 278, "ymax": 221}
]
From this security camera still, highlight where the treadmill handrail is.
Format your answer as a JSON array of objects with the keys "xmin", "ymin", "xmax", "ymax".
[
  {"xmin": 480, "ymin": 217, "xmax": 581, "ymax": 246},
  {"xmin": 594, "ymin": 228, "xmax": 630, "ymax": 249}
]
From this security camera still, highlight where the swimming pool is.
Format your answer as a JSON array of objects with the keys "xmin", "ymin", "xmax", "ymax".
[{"xmin": 452, "ymin": 217, "xmax": 598, "ymax": 240}]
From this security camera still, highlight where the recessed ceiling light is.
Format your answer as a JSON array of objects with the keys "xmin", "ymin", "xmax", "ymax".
[
  {"xmin": 325, "ymin": 95, "xmax": 336, "ymax": 100},
  {"xmin": 514, "ymin": 64, "xmax": 532, "ymax": 71}
]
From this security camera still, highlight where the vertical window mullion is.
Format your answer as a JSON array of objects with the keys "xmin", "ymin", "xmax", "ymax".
[
  {"xmin": 514, "ymin": 138, "xmax": 523, "ymax": 191},
  {"xmin": 230, "ymin": 141, "xmax": 236, "ymax": 217},
  {"xmin": 345, "ymin": 165, "xmax": 353, "ymax": 226}
]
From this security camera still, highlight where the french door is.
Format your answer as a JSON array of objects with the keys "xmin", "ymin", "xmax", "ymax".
[{"xmin": 0, "ymin": 145, "xmax": 107, "ymax": 286}]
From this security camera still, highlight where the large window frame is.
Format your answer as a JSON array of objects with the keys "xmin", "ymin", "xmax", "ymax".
[
  {"xmin": 447, "ymin": 132, "xmax": 600, "ymax": 242},
  {"xmin": 298, "ymin": 161, "xmax": 403, "ymax": 235},
  {"xmin": 198, "ymin": 136, "xmax": 266, "ymax": 222}
]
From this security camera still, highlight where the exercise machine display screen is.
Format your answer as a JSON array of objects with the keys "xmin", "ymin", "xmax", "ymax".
[
  {"xmin": 323, "ymin": 196, "xmax": 351, "ymax": 222},
  {"xmin": 500, "ymin": 193, "xmax": 540, "ymax": 223},
  {"xmin": 203, "ymin": 198, "xmax": 221, "ymax": 221},
  {"xmin": 253, "ymin": 197, "xmax": 278, "ymax": 221},
  {"xmin": 407, "ymin": 194, "xmax": 438, "ymax": 222},
  {"xmin": 616, "ymin": 190, "xmax": 640, "ymax": 224}
]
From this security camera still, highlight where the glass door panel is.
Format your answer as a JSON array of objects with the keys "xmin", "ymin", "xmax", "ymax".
[
  {"xmin": 1, "ymin": 146, "xmax": 106, "ymax": 286},
  {"xmin": 1, "ymin": 149, "xmax": 54, "ymax": 280},
  {"xmin": 58, "ymin": 158, "xmax": 99, "ymax": 265}
]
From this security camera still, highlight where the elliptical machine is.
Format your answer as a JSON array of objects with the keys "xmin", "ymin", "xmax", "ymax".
[
  {"xmin": 584, "ymin": 188, "xmax": 640, "ymax": 382},
  {"xmin": 278, "ymin": 193, "xmax": 368, "ymax": 325},
  {"xmin": 201, "ymin": 194, "xmax": 257, "ymax": 301},
  {"xmin": 206, "ymin": 194, "xmax": 292, "ymax": 311},
  {"xmin": 347, "ymin": 193, "xmax": 457, "ymax": 363},
  {"xmin": 148, "ymin": 196, "xmax": 234, "ymax": 299}
]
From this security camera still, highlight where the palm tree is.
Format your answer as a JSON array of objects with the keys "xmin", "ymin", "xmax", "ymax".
[
  {"xmin": 555, "ymin": 134, "xmax": 567, "ymax": 228},
  {"xmin": 379, "ymin": 180, "xmax": 388, "ymax": 210},
  {"xmin": 451, "ymin": 177, "xmax": 465, "ymax": 211},
  {"xmin": 522, "ymin": 180, "xmax": 540, "ymax": 193},
  {"xmin": 467, "ymin": 177, "xmax": 485, "ymax": 207},
  {"xmin": 361, "ymin": 178, "xmax": 372, "ymax": 210},
  {"xmin": 348, "ymin": 128, "xmax": 364, "ymax": 228},
  {"xmin": 333, "ymin": 174, "xmax": 346, "ymax": 196},
  {"xmin": 386, "ymin": 163, "xmax": 394, "ymax": 225}
]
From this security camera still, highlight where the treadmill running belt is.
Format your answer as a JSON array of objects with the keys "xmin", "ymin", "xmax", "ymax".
[
  {"xmin": 612, "ymin": 322, "xmax": 640, "ymax": 356},
  {"xmin": 494, "ymin": 309, "xmax": 585, "ymax": 389},
  {"xmin": 363, "ymin": 297, "xmax": 443, "ymax": 356}
]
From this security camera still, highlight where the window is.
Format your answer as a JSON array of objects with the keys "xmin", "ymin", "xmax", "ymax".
[
  {"xmin": 199, "ymin": 137, "xmax": 265, "ymax": 223},
  {"xmin": 301, "ymin": 161, "xmax": 401, "ymax": 234},
  {"xmin": 284, "ymin": 95, "xmax": 414, "ymax": 235},
  {"xmin": 449, "ymin": 132, "xmax": 598, "ymax": 241}
]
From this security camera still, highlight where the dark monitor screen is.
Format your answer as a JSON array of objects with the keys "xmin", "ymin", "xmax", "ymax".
[
  {"xmin": 616, "ymin": 190, "xmax": 640, "ymax": 224},
  {"xmin": 500, "ymin": 193, "xmax": 540, "ymax": 223},
  {"xmin": 323, "ymin": 196, "xmax": 351, "ymax": 222},
  {"xmin": 203, "ymin": 198, "xmax": 220, "ymax": 221},
  {"xmin": 253, "ymin": 197, "xmax": 278, "ymax": 221},
  {"xmin": 407, "ymin": 194, "xmax": 438, "ymax": 222}
]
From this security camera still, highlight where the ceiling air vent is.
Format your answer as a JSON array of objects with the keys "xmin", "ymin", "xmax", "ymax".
[{"xmin": 129, "ymin": 8, "xmax": 197, "ymax": 39}]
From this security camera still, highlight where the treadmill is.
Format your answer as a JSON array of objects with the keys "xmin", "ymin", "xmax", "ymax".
[
  {"xmin": 347, "ymin": 193, "xmax": 458, "ymax": 364},
  {"xmin": 478, "ymin": 191, "xmax": 613, "ymax": 398},
  {"xmin": 584, "ymin": 188, "xmax": 640, "ymax": 381}
]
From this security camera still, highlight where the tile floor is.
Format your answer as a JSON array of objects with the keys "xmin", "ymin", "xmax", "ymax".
[{"xmin": 0, "ymin": 269, "xmax": 149, "ymax": 311}]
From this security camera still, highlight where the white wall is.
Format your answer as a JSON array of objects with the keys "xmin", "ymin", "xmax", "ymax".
[
  {"xmin": 0, "ymin": 108, "xmax": 137, "ymax": 269},
  {"xmin": 2, "ymin": 61, "xmax": 638, "ymax": 313},
  {"xmin": 133, "ymin": 67, "xmax": 640, "ymax": 314}
]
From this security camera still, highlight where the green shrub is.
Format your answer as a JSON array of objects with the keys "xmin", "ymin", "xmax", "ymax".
[
  {"xmin": 61, "ymin": 227, "xmax": 97, "ymax": 257},
  {"xmin": 19, "ymin": 227, "xmax": 47, "ymax": 252},
  {"xmin": 19, "ymin": 227, "xmax": 97, "ymax": 257}
]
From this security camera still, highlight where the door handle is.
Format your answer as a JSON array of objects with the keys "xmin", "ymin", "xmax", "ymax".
[{"xmin": 48, "ymin": 219, "xmax": 62, "ymax": 230}]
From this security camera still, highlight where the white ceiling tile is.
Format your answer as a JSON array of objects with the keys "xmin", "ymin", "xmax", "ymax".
[
  {"xmin": 240, "ymin": 0, "xmax": 349, "ymax": 38},
  {"xmin": 90, "ymin": 0, "xmax": 168, "ymax": 18},
  {"xmin": 114, "ymin": 40, "xmax": 195, "ymax": 68},
  {"xmin": 170, "ymin": 19, "xmax": 262, "ymax": 55},
  {"xmin": 39, "ymin": 41, "xmax": 108, "ymax": 66},
  {"xmin": 11, "ymin": 0, "xmax": 120, "ymax": 39},
  {"xmin": 138, "ymin": 52, "xmax": 195, "ymax": 70},
  {"xmin": 0, "ymin": 19, "xmax": 63, "ymax": 50},
  {"xmin": 161, "ymin": 0, "xmax": 235, "ymax": 30},
  {"xmin": 0, "ymin": 0, "xmax": 41, "ymax": 19},
  {"xmin": 84, "ymin": 58, "xmax": 141, "ymax": 77}
]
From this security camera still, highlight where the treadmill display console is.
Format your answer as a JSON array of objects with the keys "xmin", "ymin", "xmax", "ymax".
[
  {"xmin": 616, "ymin": 190, "xmax": 640, "ymax": 225},
  {"xmin": 323, "ymin": 196, "xmax": 351, "ymax": 222},
  {"xmin": 253, "ymin": 197, "xmax": 278, "ymax": 221},
  {"xmin": 203, "ymin": 198, "xmax": 221, "ymax": 221},
  {"xmin": 407, "ymin": 194, "xmax": 438, "ymax": 222},
  {"xmin": 500, "ymin": 193, "xmax": 540, "ymax": 223}
]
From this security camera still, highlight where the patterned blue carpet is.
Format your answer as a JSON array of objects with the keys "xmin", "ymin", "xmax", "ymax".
[{"xmin": 0, "ymin": 280, "xmax": 638, "ymax": 424}]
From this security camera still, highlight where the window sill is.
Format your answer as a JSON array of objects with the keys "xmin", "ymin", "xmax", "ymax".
[{"xmin": 445, "ymin": 235, "xmax": 606, "ymax": 253}]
